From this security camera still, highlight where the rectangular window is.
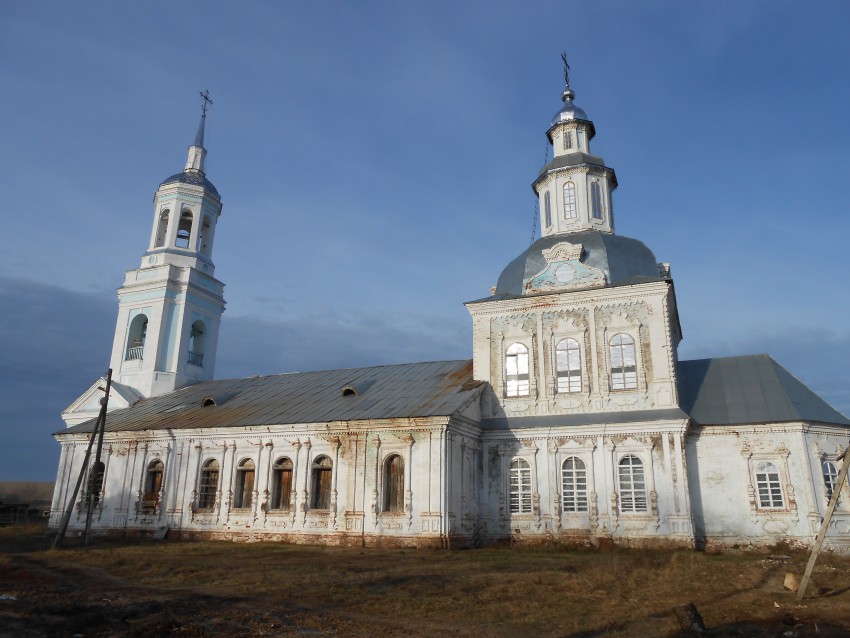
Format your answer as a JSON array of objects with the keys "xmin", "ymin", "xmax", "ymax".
[
  {"xmin": 755, "ymin": 461, "xmax": 784, "ymax": 508},
  {"xmin": 509, "ymin": 460, "xmax": 533, "ymax": 514}
]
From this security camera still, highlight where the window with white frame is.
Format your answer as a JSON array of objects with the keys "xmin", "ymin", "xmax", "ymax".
[
  {"xmin": 383, "ymin": 454, "xmax": 405, "ymax": 513},
  {"xmin": 618, "ymin": 454, "xmax": 647, "ymax": 513},
  {"xmin": 609, "ymin": 333, "xmax": 637, "ymax": 390},
  {"xmin": 590, "ymin": 181, "xmax": 604, "ymax": 220},
  {"xmin": 556, "ymin": 338, "xmax": 582, "ymax": 393},
  {"xmin": 563, "ymin": 130, "xmax": 573, "ymax": 150},
  {"xmin": 562, "ymin": 456, "xmax": 588, "ymax": 512},
  {"xmin": 822, "ymin": 461, "xmax": 839, "ymax": 501},
  {"xmin": 544, "ymin": 191, "xmax": 552, "ymax": 228},
  {"xmin": 197, "ymin": 459, "xmax": 219, "ymax": 510},
  {"xmin": 505, "ymin": 342, "xmax": 530, "ymax": 397},
  {"xmin": 563, "ymin": 182, "xmax": 576, "ymax": 219},
  {"xmin": 509, "ymin": 458, "xmax": 533, "ymax": 514},
  {"xmin": 755, "ymin": 461, "xmax": 784, "ymax": 508},
  {"xmin": 310, "ymin": 455, "xmax": 333, "ymax": 510}
]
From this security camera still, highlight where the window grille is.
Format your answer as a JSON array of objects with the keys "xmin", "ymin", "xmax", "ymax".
[
  {"xmin": 509, "ymin": 459, "xmax": 532, "ymax": 514},
  {"xmin": 618, "ymin": 455, "xmax": 647, "ymax": 512},
  {"xmin": 562, "ymin": 457, "xmax": 588, "ymax": 512},
  {"xmin": 755, "ymin": 461, "xmax": 784, "ymax": 508},
  {"xmin": 198, "ymin": 459, "xmax": 219, "ymax": 510}
]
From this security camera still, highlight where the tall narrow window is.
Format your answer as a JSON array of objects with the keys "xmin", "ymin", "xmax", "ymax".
[
  {"xmin": 198, "ymin": 459, "xmax": 219, "ymax": 510},
  {"xmin": 125, "ymin": 314, "xmax": 148, "ymax": 361},
  {"xmin": 618, "ymin": 455, "xmax": 647, "ymax": 513},
  {"xmin": 509, "ymin": 458, "xmax": 532, "ymax": 514},
  {"xmin": 755, "ymin": 461, "xmax": 784, "ymax": 508},
  {"xmin": 85, "ymin": 461, "xmax": 105, "ymax": 507},
  {"xmin": 556, "ymin": 338, "xmax": 582, "ymax": 393},
  {"xmin": 200, "ymin": 216, "xmax": 212, "ymax": 255},
  {"xmin": 155, "ymin": 210, "xmax": 169, "ymax": 248},
  {"xmin": 609, "ymin": 333, "xmax": 637, "ymax": 390},
  {"xmin": 590, "ymin": 182, "xmax": 604, "ymax": 220},
  {"xmin": 310, "ymin": 456, "xmax": 333, "ymax": 509},
  {"xmin": 176, "ymin": 210, "xmax": 193, "ymax": 248},
  {"xmin": 823, "ymin": 461, "xmax": 839, "ymax": 500},
  {"xmin": 143, "ymin": 459, "xmax": 164, "ymax": 509},
  {"xmin": 563, "ymin": 130, "xmax": 573, "ymax": 150},
  {"xmin": 233, "ymin": 459, "xmax": 255, "ymax": 509},
  {"xmin": 544, "ymin": 191, "xmax": 552, "ymax": 228},
  {"xmin": 383, "ymin": 454, "xmax": 405, "ymax": 513},
  {"xmin": 505, "ymin": 343, "xmax": 530, "ymax": 397},
  {"xmin": 187, "ymin": 320, "xmax": 206, "ymax": 367},
  {"xmin": 563, "ymin": 182, "xmax": 577, "ymax": 219},
  {"xmin": 562, "ymin": 457, "xmax": 588, "ymax": 512},
  {"xmin": 271, "ymin": 457, "xmax": 293, "ymax": 510}
]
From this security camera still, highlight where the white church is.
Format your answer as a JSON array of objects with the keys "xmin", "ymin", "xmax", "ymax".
[{"xmin": 50, "ymin": 68, "xmax": 850, "ymax": 550}]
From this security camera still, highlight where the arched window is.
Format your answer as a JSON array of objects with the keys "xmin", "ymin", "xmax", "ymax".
[
  {"xmin": 562, "ymin": 457, "xmax": 588, "ymax": 512},
  {"xmin": 85, "ymin": 461, "xmax": 105, "ymax": 507},
  {"xmin": 755, "ymin": 461, "xmax": 784, "ymax": 508},
  {"xmin": 187, "ymin": 320, "xmax": 206, "ymax": 367},
  {"xmin": 618, "ymin": 455, "xmax": 647, "ymax": 513},
  {"xmin": 563, "ymin": 182, "xmax": 576, "ymax": 219},
  {"xmin": 176, "ymin": 210, "xmax": 193, "ymax": 248},
  {"xmin": 125, "ymin": 314, "xmax": 148, "ymax": 361},
  {"xmin": 563, "ymin": 130, "xmax": 573, "ymax": 151},
  {"xmin": 143, "ymin": 459, "xmax": 164, "ymax": 509},
  {"xmin": 556, "ymin": 338, "xmax": 582, "ymax": 393},
  {"xmin": 609, "ymin": 333, "xmax": 637, "ymax": 390},
  {"xmin": 310, "ymin": 456, "xmax": 333, "ymax": 510},
  {"xmin": 155, "ymin": 210, "xmax": 169, "ymax": 248},
  {"xmin": 823, "ymin": 461, "xmax": 839, "ymax": 500},
  {"xmin": 383, "ymin": 454, "xmax": 405, "ymax": 513},
  {"xmin": 197, "ymin": 459, "xmax": 219, "ymax": 510},
  {"xmin": 590, "ymin": 182, "xmax": 604, "ymax": 220},
  {"xmin": 271, "ymin": 457, "xmax": 293, "ymax": 511},
  {"xmin": 509, "ymin": 458, "xmax": 532, "ymax": 514},
  {"xmin": 199, "ymin": 216, "xmax": 212, "ymax": 255},
  {"xmin": 234, "ymin": 459, "xmax": 255, "ymax": 509},
  {"xmin": 544, "ymin": 191, "xmax": 552, "ymax": 228},
  {"xmin": 505, "ymin": 343, "xmax": 530, "ymax": 398}
]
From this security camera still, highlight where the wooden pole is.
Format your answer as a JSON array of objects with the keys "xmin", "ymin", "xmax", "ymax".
[
  {"xmin": 83, "ymin": 370, "xmax": 112, "ymax": 546},
  {"xmin": 53, "ymin": 369, "xmax": 112, "ymax": 549},
  {"xmin": 797, "ymin": 443, "xmax": 850, "ymax": 600}
]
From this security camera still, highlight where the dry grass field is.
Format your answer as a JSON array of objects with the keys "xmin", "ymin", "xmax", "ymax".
[{"xmin": 1, "ymin": 527, "xmax": 850, "ymax": 637}]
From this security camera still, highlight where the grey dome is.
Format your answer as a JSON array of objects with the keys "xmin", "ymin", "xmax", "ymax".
[
  {"xmin": 160, "ymin": 171, "xmax": 219, "ymax": 197},
  {"xmin": 494, "ymin": 230, "xmax": 663, "ymax": 297},
  {"xmin": 552, "ymin": 98, "xmax": 588, "ymax": 124}
]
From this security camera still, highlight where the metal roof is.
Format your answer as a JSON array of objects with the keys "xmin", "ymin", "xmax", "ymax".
[
  {"xmin": 678, "ymin": 354, "xmax": 850, "ymax": 426},
  {"xmin": 482, "ymin": 408, "xmax": 688, "ymax": 430},
  {"xmin": 489, "ymin": 230, "xmax": 664, "ymax": 298},
  {"xmin": 159, "ymin": 171, "xmax": 219, "ymax": 197},
  {"xmin": 60, "ymin": 360, "xmax": 483, "ymax": 435}
]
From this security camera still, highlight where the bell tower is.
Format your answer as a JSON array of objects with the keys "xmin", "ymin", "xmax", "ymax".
[{"xmin": 108, "ymin": 92, "xmax": 226, "ymax": 398}]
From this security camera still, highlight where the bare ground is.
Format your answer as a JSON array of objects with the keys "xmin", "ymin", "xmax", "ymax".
[{"xmin": 1, "ymin": 527, "xmax": 850, "ymax": 637}]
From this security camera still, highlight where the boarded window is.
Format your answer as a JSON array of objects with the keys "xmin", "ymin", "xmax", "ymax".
[
  {"xmin": 198, "ymin": 459, "xmax": 219, "ymax": 510},
  {"xmin": 383, "ymin": 454, "xmax": 405, "ymax": 513},
  {"xmin": 86, "ymin": 461, "xmax": 105, "ymax": 506},
  {"xmin": 310, "ymin": 456, "xmax": 333, "ymax": 510},
  {"xmin": 563, "ymin": 181, "xmax": 576, "ymax": 219},
  {"xmin": 609, "ymin": 333, "xmax": 637, "ymax": 390},
  {"xmin": 562, "ymin": 456, "xmax": 588, "ymax": 512},
  {"xmin": 509, "ymin": 458, "xmax": 532, "ymax": 514},
  {"xmin": 618, "ymin": 455, "xmax": 647, "ymax": 513},
  {"xmin": 556, "ymin": 338, "xmax": 582, "ymax": 393},
  {"xmin": 234, "ymin": 459, "xmax": 255, "ymax": 509},
  {"xmin": 590, "ymin": 181, "xmax": 604, "ymax": 220},
  {"xmin": 544, "ymin": 191, "xmax": 552, "ymax": 228},
  {"xmin": 143, "ymin": 459, "xmax": 163, "ymax": 509},
  {"xmin": 755, "ymin": 461, "xmax": 784, "ymax": 508},
  {"xmin": 271, "ymin": 457, "xmax": 293, "ymax": 510},
  {"xmin": 505, "ymin": 343, "xmax": 530, "ymax": 397},
  {"xmin": 823, "ymin": 461, "xmax": 839, "ymax": 501}
]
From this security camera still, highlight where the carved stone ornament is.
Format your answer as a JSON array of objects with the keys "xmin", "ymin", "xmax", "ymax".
[{"xmin": 524, "ymin": 241, "xmax": 605, "ymax": 294}]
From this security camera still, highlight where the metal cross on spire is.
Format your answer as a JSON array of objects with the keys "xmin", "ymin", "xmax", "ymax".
[
  {"xmin": 199, "ymin": 90, "xmax": 213, "ymax": 117},
  {"xmin": 561, "ymin": 52, "xmax": 571, "ymax": 89}
]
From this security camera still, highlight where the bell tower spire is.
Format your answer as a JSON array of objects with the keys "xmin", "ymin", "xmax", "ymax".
[{"xmin": 107, "ymin": 93, "xmax": 226, "ymax": 398}]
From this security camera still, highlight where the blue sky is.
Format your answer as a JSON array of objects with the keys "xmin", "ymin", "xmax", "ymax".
[{"xmin": 1, "ymin": 1, "xmax": 848, "ymax": 481}]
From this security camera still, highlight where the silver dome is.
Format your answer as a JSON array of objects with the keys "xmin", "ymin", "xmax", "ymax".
[{"xmin": 552, "ymin": 89, "xmax": 589, "ymax": 125}]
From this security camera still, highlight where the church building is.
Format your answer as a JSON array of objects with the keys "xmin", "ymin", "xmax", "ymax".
[{"xmin": 50, "ymin": 68, "xmax": 850, "ymax": 550}]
